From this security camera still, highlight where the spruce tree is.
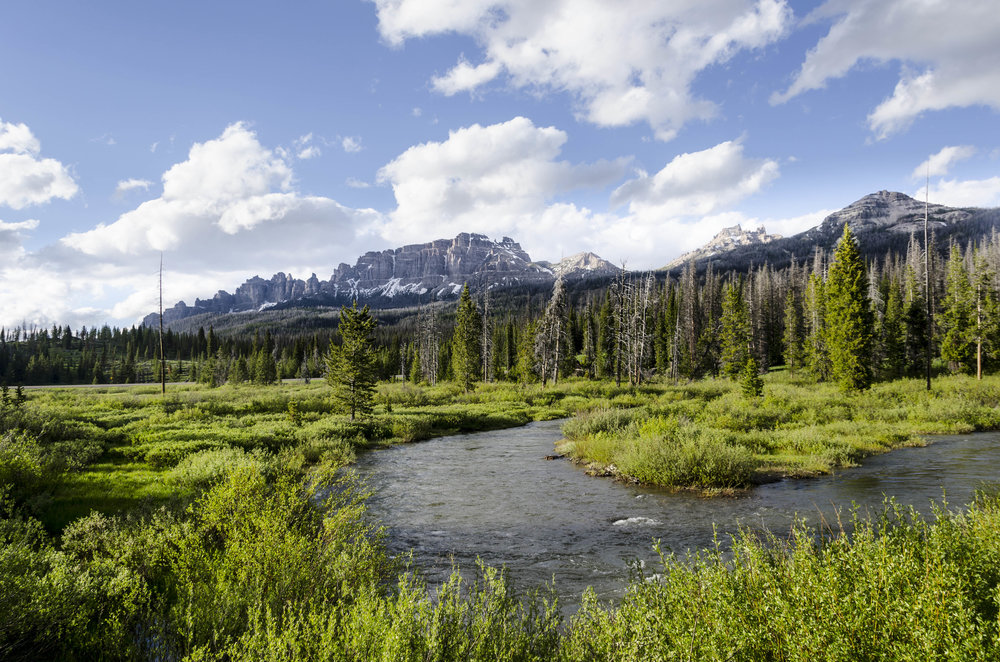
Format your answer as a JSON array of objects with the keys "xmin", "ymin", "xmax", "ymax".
[
  {"xmin": 825, "ymin": 225, "xmax": 874, "ymax": 391},
  {"xmin": 803, "ymin": 272, "xmax": 830, "ymax": 380},
  {"xmin": 325, "ymin": 302, "xmax": 377, "ymax": 420},
  {"xmin": 782, "ymin": 289, "xmax": 803, "ymax": 375},
  {"xmin": 881, "ymin": 282, "xmax": 906, "ymax": 379},
  {"xmin": 719, "ymin": 282, "xmax": 751, "ymax": 380},
  {"xmin": 451, "ymin": 284, "xmax": 482, "ymax": 391},
  {"xmin": 940, "ymin": 244, "xmax": 975, "ymax": 373}
]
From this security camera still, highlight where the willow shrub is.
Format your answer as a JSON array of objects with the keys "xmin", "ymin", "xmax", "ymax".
[{"xmin": 561, "ymin": 494, "xmax": 1000, "ymax": 661}]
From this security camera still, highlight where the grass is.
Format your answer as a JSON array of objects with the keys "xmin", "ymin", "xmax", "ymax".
[
  {"xmin": 558, "ymin": 373, "xmax": 1000, "ymax": 490},
  {"xmin": 8, "ymin": 378, "xmax": 644, "ymax": 532},
  {"xmin": 5, "ymin": 375, "xmax": 1000, "ymax": 659}
]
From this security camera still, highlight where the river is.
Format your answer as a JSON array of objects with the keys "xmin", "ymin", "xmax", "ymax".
[{"xmin": 354, "ymin": 418, "xmax": 1000, "ymax": 609}]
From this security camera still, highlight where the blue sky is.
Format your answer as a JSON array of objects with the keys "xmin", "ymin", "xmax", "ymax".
[{"xmin": 1, "ymin": 0, "xmax": 998, "ymax": 328}]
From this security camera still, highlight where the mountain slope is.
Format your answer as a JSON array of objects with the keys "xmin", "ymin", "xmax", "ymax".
[
  {"xmin": 146, "ymin": 233, "xmax": 617, "ymax": 327},
  {"xmin": 668, "ymin": 191, "xmax": 1000, "ymax": 273}
]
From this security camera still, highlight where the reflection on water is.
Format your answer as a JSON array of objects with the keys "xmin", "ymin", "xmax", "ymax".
[{"xmin": 355, "ymin": 419, "xmax": 1000, "ymax": 609}]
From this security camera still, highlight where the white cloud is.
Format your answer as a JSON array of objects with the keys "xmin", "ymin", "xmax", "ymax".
[
  {"xmin": 432, "ymin": 58, "xmax": 502, "ymax": 95},
  {"xmin": 0, "ymin": 218, "xmax": 39, "ymax": 261},
  {"xmin": 918, "ymin": 177, "xmax": 1000, "ymax": 209},
  {"xmin": 346, "ymin": 177, "xmax": 371, "ymax": 188},
  {"xmin": 294, "ymin": 133, "xmax": 321, "ymax": 159},
  {"xmin": 374, "ymin": 0, "xmax": 791, "ymax": 140},
  {"xmin": 377, "ymin": 116, "xmax": 626, "ymax": 250},
  {"xmin": 773, "ymin": 0, "xmax": 1000, "ymax": 139},
  {"xmin": 0, "ymin": 118, "xmax": 78, "ymax": 209},
  {"xmin": 0, "ymin": 122, "xmax": 386, "ymax": 327},
  {"xmin": 376, "ymin": 117, "xmax": 784, "ymax": 269},
  {"xmin": 0, "ymin": 119, "xmax": 40, "ymax": 154},
  {"xmin": 341, "ymin": 136, "xmax": 362, "ymax": 153},
  {"xmin": 297, "ymin": 145, "xmax": 321, "ymax": 160},
  {"xmin": 412, "ymin": 107, "xmax": 422, "ymax": 117},
  {"xmin": 912, "ymin": 145, "xmax": 976, "ymax": 180},
  {"xmin": 611, "ymin": 139, "xmax": 780, "ymax": 218},
  {"xmin": 115, "ymin": 178, "xmax": 153, "ymax": 196}
]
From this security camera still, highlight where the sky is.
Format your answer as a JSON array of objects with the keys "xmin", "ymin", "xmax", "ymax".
[{"xmin": 1, "ymin": 0, "xmax": 998, "ymax": 329}]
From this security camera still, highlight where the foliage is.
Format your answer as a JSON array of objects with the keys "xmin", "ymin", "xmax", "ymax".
[
  {"xmin": 719, "ymin": 281, "xmax": 750, "ymax": 380},
  {"xmin": 562, "ymin": 495, "xmax": 1000, "ymax": 660},
  {"xmin": 739, "ymin": 355, "xmax": 763, "ymax": 398},
  {"xmin": 325, "ymin": 303, "xmax": 378, "ymax": 420},
  {"xmin": 451, "ymin": 284, "xmax": 483, "ymax": 391},
  {"xmin": 560, "ymin": 373, "xmax": 1000, "ymax": 489},
  {"xmin": 825, "ymin": 225, "xmax": 874, "ymax": 391}
]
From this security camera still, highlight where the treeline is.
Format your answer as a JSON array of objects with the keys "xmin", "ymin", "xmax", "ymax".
[
  {"xmin": 6, "ymin": 226, "xmax": 1000, "ymax": 388},
  {"xmin": 436, "ymin": 225, "xmax": 1000, "ymax": 389}
]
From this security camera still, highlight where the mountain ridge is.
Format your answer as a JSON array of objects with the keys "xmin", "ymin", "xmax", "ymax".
[{"xmin": 146, "ymin": 233, "xmax": 618, "ymax": 327}]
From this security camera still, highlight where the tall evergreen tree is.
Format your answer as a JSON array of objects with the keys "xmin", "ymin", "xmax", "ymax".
[
  {"xmin": 804, "ymin": 272, "xmax": 830, "ymax": 380},
  {"xmin": 719, "ymin": 282, "xmax": 751, "ymax": 380},
  {"xmin": 940, "ymin": 244, "xmax": 975, "ymax": 374},
  {"xmin": 325, "ymin": 302, "xmax": 377, "ymax": 420},
  {"xmin": 451, "ymin": 284, "xmax": 482, "ymax": 391},
  {"xmin": 825, "ymin": 225, "xmax": 874, "ymax": 391},
  {"xmin": 782, "ymin": 288, "xmax": 803, "ymax": 375}
]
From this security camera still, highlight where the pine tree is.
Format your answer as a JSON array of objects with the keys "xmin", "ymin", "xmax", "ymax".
[
  {"xmin": 881, "ymin": 281, "xmax": 906, "ymax": 379},
  {"xmin": 325, "ymin": 302, "xmax": 377, "ymax": 420},
  {"xmin": 719, "ymin": 282, "xmax": 751, "ymax": 380},
  {"xmin": 782, "ymin": 288, "xmax": 803, "ymax": 375},
  {"xmin": 972, "ymin": 256, "xmax": 998, "ymax": 379},
  {"xmin": 825, "ymin": 225, "xmax": 874, "ymax": 391},
  {"xmin": 940, "ymin": 244, "xmax": 975, "ymax": 374},
  {"xmin": 451, "ymin": 284, "xmax": 482, "ymax": 391},
  {"xmin": 803, "ymin": 272, "xmax": 830, "ymax": 380},
  {"xmin": 515, "ymin": 321, "xmax": 539, "ymax": 384}
]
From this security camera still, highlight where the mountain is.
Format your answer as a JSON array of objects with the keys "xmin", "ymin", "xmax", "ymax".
[
  {"xmin": 664, "ymin": 225, "xmax": 781, "ymax": 270},
  {"xmin": 146, "ymin": 233, "xmax": 618, "ymax": 327},
  {"xmin": 667, "ymin": 190, "xmax": 1000, "ymax": 274}
]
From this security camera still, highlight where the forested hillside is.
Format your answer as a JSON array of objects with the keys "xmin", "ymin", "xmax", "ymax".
[{"xmin": 5, "ymin": 225, "xmax": 1000, "ymax": 387}]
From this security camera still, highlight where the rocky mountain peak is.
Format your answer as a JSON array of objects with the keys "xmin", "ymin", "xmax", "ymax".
[
  {"xmin": 814, "ymin": 190, "xmax": 971, "ymax": 236},
  {"xmin": 551, "ymin": 252, "xmax": 620, "ymax": 279},
  {"xmin": 146, "ymin": 232, "xmax": 614, "ymax": 327},
  {"xmin": 664, "ymin": 224, "xmax": 781, "ymax": 270}
]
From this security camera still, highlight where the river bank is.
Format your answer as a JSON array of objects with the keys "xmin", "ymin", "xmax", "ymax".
[{"xmin": 557, "ymin": 373, "xmax": 1000, "ymax": 490}]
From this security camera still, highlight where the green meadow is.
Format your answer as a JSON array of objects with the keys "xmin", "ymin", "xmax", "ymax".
[{"xmin": 3, "ymin": 374, "xmax": 1000, "ymax": 659}]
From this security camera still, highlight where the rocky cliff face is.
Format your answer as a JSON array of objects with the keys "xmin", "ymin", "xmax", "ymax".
[
  {"xmin": 664, "ymin": 224, "xmax": 781, "ymax": 270},
  {"xmin": 809, "ymin": 190, "xmax": 971, "ymax": 238},
  {"xmin": 145, "ymin": 233, "xmax": 614, "ymax": 327},
  {"xmin": 663, "ymin": 190, "xmax": 997, "ymax": 275}
]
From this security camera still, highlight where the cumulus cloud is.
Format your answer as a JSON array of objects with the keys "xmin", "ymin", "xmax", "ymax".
[
  {"xmin": 0, "ymin": 119, "xmax": 41, "ymax": 154},
  {"xmin": 918, "ymin": 177, "xmax": 1000, "ymax": 209},
  {"xmin": 376, "ymin": 117, "xmax": 782, "ymax": 269},
  {"xmin": 377, "ymin": 116, "xmax": 626, "ymax": 249},
  {"xmin": 374, "ymin": 0, "xmax": 791, "ymax": 140},
  {"xmin": 0, "ymin": 122, "xmax": 384, "ymax": 326},
  {"xmin": 773, "ymin": 0, "xmax": 1000, "ymax": 139},
  {"xmin": 0, "ymin": 118, "xmax": 78, "ymax": 209},
  {"xmin": 62, "ymin": 123, "xmax": 376, "ymax": 268},
  {"xmin": 912, "ymin": 146, "xmax": 976, "ymax": 180},
  {"xmin": 611, "ymin": 139, "xmax": 780, "ymax": 218}
]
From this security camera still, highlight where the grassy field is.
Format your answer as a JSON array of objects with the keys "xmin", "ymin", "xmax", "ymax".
[
  {"xmin": 5, "ymin": 378, "xmax": 644, "ymax": 531},
  {"xmin": 4, "ymin": 374, "xmax": 1000, "ymax": 659},
  {"xmin": 558, "ymin": 372, "xmax": 1000, "ymax": 490},
  {"xmin": 7, "ymin": 372, "xmax": 1000, "ymax": 531}
]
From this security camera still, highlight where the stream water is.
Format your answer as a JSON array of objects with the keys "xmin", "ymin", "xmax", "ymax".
[{"xmin": 355, "ymin": 419, "xmax": 1000, "ymax": 609}]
